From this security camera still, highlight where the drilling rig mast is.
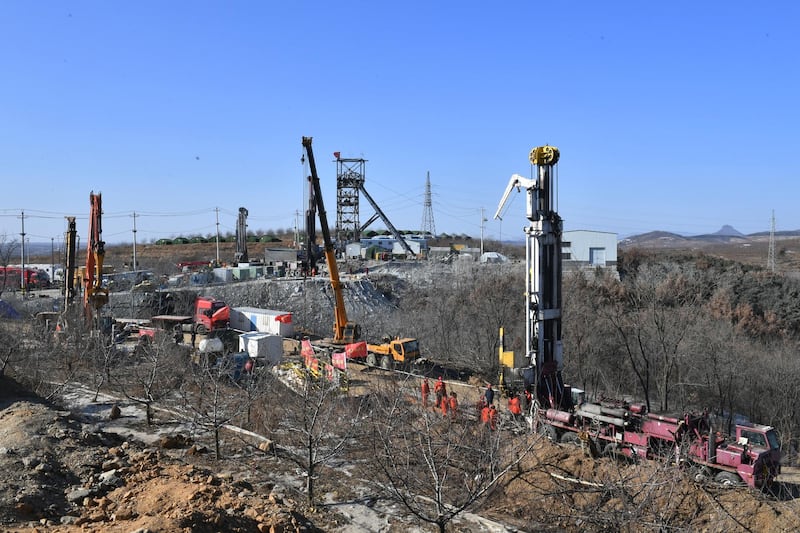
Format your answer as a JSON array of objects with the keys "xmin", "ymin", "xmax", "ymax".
[{"xmin": 494, "ymin": 146, "xmax": 566, "ymax": 411}]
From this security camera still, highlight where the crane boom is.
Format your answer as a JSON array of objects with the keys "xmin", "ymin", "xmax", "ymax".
[
  {"xmin": 302, "ymin": 136, "xmax": 360, "ymax": 344},
  {"xmin": 493, "ymin": 174, "xmax": 536, "ymax": 221}
]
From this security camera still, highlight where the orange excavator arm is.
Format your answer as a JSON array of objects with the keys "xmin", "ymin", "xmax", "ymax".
[{"xmin": 83, "ymin": 192, "xmax": 108, "ymax": 325}]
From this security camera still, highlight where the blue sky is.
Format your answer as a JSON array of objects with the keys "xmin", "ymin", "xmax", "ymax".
[{"xmin": 1, "ymin": 1, "xmax": 798, "ymax": 247}]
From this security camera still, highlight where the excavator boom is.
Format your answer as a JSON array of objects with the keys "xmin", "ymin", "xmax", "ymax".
[{"xmin": 83, "ymin": 192, "xmax": 108, "ymax": 326}]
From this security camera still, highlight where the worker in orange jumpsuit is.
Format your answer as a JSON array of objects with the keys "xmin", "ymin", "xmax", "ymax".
[
  {"xmin": 440, "ymin": 395, "xmax": 448, "ymax": 417},
  {"xmin": 489, "ymin": 405, "xmax": 498, "ymax": 431},
  {"xmin": 524, "ymin": 388, "xmax": 533, "ymax": 412},
  {"xmin": 421, "ymin": 378, "xmax": 430, "ymax": 408},
  {"xmin": 434, "ymin": 376, "xmax": 446, "ymax": 408},
  {"xmin": 448, "ymin": 391, "xmax": 458, "ymax": 418},
  {"xmin": 508, "ymin": 393, "xmax": 522, "ymax": 420},
  {"xmin": 480, "ymin": 403, "xmax": 491, "ymax": 426}
]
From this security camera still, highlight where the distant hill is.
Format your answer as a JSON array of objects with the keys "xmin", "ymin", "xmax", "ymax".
[
  {"xmin": 621, "ymin": 225, "xmax": 780, "ymax": 248},
  {"xmin": 619, "ymin": 231, "xmax": 690, "ymax": 248},
  {"xmin": 712, "ymin": 225, "xmax": 745, "ymax": 237}
]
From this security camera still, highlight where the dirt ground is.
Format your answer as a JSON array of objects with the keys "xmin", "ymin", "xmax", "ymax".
[
  {"xmin": 4, "ymin": 371, "xmax": 800, "ymax": 533},
  {"xmin": 0, "ymin": 376, "xmax": 319, "ymax": 533}
]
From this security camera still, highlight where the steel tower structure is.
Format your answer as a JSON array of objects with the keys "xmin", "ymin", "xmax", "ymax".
[
  {"xmin": 335, "ymin": 154, "xmax": 366, "ymax": 245},
  {"xmin": 420, "ymin": 171, "xmax": 436, "ymax": 237}
]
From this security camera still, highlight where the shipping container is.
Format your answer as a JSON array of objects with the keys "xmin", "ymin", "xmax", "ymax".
[
  {"xmin": 239, "ymin": 332, "xmax": 283, "ymax": 366},
  {"xmin": 229, "ymin": 307, "xmax": 294, "ymax": 337}
]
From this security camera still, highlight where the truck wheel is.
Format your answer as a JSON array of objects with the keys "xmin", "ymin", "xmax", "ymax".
[
  {"xmin": 195, "ymin": 324, "xmax": 207, "ymax": 335},
  {"xmin": 366, "ymin": 353, "xmax": 377, "ymax": 367},
  {"xmin": 715, "ymin": 471, "xmax": 741, "ymax": 487},
  {"xmin": 380, "ymin": 355, "xmax": 393, "ymax": 370},
  {"xmin": 693, "ymin": 466, "xmax": 712, "ymax": 482},
  {"xmin": 537, "ymin": 424, "xmax": 557, "ymax": 441},
  {"xmin": 560, "ymin": 432, "xmax": 581, "ymax": 446}
]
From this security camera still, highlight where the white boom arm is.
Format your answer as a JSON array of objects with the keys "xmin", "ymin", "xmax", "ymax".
[{"xmin": 493, "ymin": 173, "xmax": 536, "ymax": 220}]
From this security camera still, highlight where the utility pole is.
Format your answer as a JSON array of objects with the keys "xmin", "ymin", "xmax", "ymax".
[
  {"xmin": 480, "ymin": 207, "xmax": 487, "ymax": 255},
  {"xmin": 294, "ymin": 210, "xmax": 301, "ymax": 249},
  {"xmin": 767, "ymin": 210, "xmax": 776, "ymax": 273},
  {"xmin": 132, "ymin": 211, "xmax": 138, "ymax": 271},
  {"xmin": 20, "ymin": 211, "xmax": 26, "ymax": 294},
  {"xmin": 51, "ymin": 237, "xmax": 54, "ymax": 284},
  {"xmin": 215, "ymin": 207, "xmax": 220, "ymax": 265}
]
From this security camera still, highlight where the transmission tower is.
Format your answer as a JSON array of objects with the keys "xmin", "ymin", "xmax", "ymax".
[
  {"xmin": 767, "ymin": 210, "xmax": 776, "ymax": 272},
  {"xmin": 420, "ymin": 171, "xmax": 436, "ymax": 237},
  {"xmin": 335, "ymin": 154, "xmax": 365, "ymax": 245}
]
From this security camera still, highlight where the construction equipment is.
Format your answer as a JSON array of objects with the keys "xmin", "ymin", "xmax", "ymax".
[
  {"xmin": 494, "ymin": 146, "xmax": 781, "ymax": 488},
  {"xmin": 234, "ymin": 207, "xmax": 249, "ymax": 264},
  {"xmin": 302, "ymin": 169, "xmax": 320, "ymax": 276},
  {"xmin": 83, "ymin": 192, "xmax": 108, "ymax": 328},
  {"xmin": 63, "ymin": 216, "xmax": 78, "ymax": 309},
  {"xmin": 366, "ymin": 337, "xmax": 421, "ymax": 370},
  {"xmin": 193, "ymin": 296, "xmax": 230, "ymax": 334},
  {"xmin": 303, "ymin": 137, "xmax": 420, "ymax": 364},
  {"xmin": 303, "ymin": 136, "xmax": 360, "ymax": 344},
  {"xmin": 495, "ymin": 145, "xmax": 565, "ymax": 411}
]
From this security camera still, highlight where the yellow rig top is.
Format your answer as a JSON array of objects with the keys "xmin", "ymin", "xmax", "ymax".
[{"xmin": 529, "ymin": 145, "xmax": 560, "ymax": 166}]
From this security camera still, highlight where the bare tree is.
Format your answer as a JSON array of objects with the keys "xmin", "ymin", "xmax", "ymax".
[
  {"xmin": 181, "ymin": 355, "xmax": 262, "ymax": 460},
  {"xmin": 113, "ymin": 337, "xmax": 184, "ymax": 425},
  {"xmin": 366, "ymin": 379, "xmax": 536, "ymax": 533},
  {"xmin": 271, "ymin": 369, "xmax": 365, "ymax": 506},
  {"xmin": 0, "ymin": 233, "xmax": 20, "ymax": 296}
]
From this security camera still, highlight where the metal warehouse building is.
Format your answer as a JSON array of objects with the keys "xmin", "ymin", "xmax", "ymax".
[{"xmin": 562, "ymin": 230, "xmax": 618, "ymax": 269}]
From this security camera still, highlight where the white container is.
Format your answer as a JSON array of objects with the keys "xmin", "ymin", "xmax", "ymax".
[
  {"xmin": 239, "ymin": 332, "xmax": 283, "ymax": 366},
  {"xmin": 230, "ymin": 307, "xmax": 294, "ymax": 337}
]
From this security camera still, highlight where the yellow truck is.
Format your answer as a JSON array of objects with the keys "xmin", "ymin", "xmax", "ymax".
[{"xmin": 366, "ymin": 337, "xmax": 421, "ymax": 369}]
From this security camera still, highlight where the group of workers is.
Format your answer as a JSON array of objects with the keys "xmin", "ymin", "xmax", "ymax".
[
  {"xmin": 420, "ymin": 378, "xmax": 532, "ymax": 431},
  {"xmin": 421, "ymin": 376, "xmax": 459, "ymax": 417}
]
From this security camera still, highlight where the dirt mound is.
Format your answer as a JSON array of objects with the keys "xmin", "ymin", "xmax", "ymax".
[
  {"xmin": 489, "ymin": 438, "xmax": 800, "ymax": 532},
  {"xmin": 0, "ymin": 380, "xmax": 316, "ymax": 532}
]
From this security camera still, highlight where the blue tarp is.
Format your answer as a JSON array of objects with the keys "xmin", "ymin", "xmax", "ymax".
[{"xmin": 0, "ymin": 300, "xmax": 20, "ymax": 319}]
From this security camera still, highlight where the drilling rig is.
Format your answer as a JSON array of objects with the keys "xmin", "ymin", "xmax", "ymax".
[
  {"xmin": 495, "ymin": 145, "xmax": 567, "ymax": 412},
  {"xmin": 234, "ymin": 207, "xmax": 249, "ymax": 264},
  {"xmin": 494, "ymin": 147, "xmax": 781, "ymax": 487}
]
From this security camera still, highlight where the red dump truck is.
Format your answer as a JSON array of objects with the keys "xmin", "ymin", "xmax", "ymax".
[
  {"xmin": 538, "ymin": 393, "xmax": 781, "ymax": 489},
  {"xmin": 193, "ymin": 296, "xmax": 230, "ymax": 334}
]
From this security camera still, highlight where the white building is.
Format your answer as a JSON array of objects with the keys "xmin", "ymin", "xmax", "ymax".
[{"xmin": 562, "ymin": 230, "xmax": 617, "ymax": 269}]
